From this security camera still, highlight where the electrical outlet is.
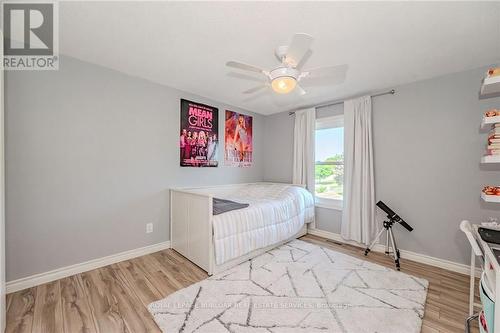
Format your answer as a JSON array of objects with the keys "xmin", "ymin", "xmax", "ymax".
[{"xmin": 146, "ymin": 223, "xmax": 153, "ymax": 234}]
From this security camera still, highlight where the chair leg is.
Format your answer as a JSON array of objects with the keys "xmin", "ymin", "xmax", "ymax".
[
  {"xmin": 465, "ymin": 313, "xmax": 479, "ymax": 333},
  {"xmin": 468, "ymin": 250, "xmax": 476, "ymax": 316}
]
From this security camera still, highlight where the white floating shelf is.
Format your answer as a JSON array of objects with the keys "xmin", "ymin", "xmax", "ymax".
[
  {"xmin": 481, "ymin": 115, "xmax": 500, "ymax": 129},
  {"xmin": 482, "ymin": 193, "xmax": 500, "ymax": 203},
  {"xmin": 482, "ymin": 155, "xmax": 500, "ymax": 163},
  {"xmin": 481, "ymin": 75, "xmax": 500, "ymax": 96}
]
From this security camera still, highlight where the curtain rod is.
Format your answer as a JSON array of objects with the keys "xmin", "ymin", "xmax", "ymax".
[{"xmin": 288, "ymin": 89, "xmax": 395, "ymax": 115}]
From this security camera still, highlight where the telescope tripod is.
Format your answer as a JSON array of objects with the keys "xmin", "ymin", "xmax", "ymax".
[{"xmin": 364, "ymin": 220, "xmax": 401, "ymax": 271}]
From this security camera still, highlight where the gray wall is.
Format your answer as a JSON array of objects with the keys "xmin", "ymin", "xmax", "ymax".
[
  {"xmin": 6, "ymin": 56, "xmax": 500, "ymax": 281},
  {"xmin": 264, "ymin": 65, "xmax": 500, "ymax": 265},
  {"xmin": 5, "ymin": 56, "xmax": 265, "ymax": 281}
]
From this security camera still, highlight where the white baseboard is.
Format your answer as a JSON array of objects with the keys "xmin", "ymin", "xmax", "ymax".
[
  {"xmin": 307, "ymin": 228, "xmax": 481, "ymax": 277},
  {"xmin": 7, "ymin": 229, "xmax": 480, "ymax": 293},
  {"xmin": 6, "ymin": 241, "xmax": 171, "ymax": 294}
]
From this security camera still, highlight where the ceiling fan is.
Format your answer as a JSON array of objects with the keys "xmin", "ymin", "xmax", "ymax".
[{"xmin": 226, "ymin": 33, "xmax": 348, "ymax": 96}]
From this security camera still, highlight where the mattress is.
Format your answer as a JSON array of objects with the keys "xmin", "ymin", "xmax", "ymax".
[{"xmin": 210, "ymin": 183, "xmax": 315, "ymax": 265}]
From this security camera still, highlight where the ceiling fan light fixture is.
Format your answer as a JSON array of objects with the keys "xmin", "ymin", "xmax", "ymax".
[
  {"xmin": 226, "ymin": 33, "xmax": 348, "ymax": 98},
  {"xmin": 268, "ymin": 67, "xmax": 300, "ymax": 94},
  {"xmin": 271, "ymin": 76, "xmax": 297, "ymax": 94}
]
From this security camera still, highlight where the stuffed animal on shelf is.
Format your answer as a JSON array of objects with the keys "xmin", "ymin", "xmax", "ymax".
[
  {"xmin": 488, "ymin": 67, "xmax": 500, "ymax": 78},
  {"xmin": 483, "ymin": 186, "xmax": 500, "ymax": 196},
  {"xmin": 485, "ymin": 109, "xmax": 500, "ymax": 117}
]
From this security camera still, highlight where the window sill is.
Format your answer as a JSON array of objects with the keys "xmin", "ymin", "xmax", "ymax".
[
  {"xmin": 314, "ymin": 197, "xmax": 343, "ymax": 211},
  {"xmin": 315, "ymin": 203, "xmax": 343, "ymax": 211}
]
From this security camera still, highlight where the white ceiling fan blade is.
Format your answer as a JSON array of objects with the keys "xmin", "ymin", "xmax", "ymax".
[
  {"xmin": 300, "ymin": 75, "xmax": 345, "ymax": 87},
  {"xmin": 284, "ymin": 33, "xmax": 314, "ymax": 68},
  {"xmin": 242, "ymin": 90, "xmax": 270, "ymax": 102},
  {"xmin": 295, "ymin": 84, "xmax": 307, "ymax": 96},
  {"xmin": 300, "ymin": 64, "xmax": 348, "ymax": 87},
  {"xmin": 226, "ymin": 61, "xmax": 265, "ymax": 74},
  {"xmin": 303, "ymin": 64, "xmax": 348, "ymax": 79},
  {"xmin": 296, "ymin": 49, "xmax": 313, "ymax": 69},
  {"xmin": 227, "ymin": 72, "xmax": 264, "ymax": 83},
  {"xmin": 243, "ymin": 85, "xmax": 268, "ymax": 94}
]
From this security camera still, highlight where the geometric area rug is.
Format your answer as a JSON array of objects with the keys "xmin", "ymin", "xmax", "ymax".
[{"xmin": 148, "ymin": 239, "xmax": 428, "ymax": 333}]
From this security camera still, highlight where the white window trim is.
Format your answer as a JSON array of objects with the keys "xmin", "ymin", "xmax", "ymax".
[{"xmin": 315, "ymin": 114, "xmax": 344, "ymax": 211}]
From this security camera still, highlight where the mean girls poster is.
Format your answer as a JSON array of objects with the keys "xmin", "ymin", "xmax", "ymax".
[
  {"xmin": 224, "ymin": 110, "xmax": 253, "ymax": 167},
  {"xmin": 179, "ymin": 99, "xmax": 219, "ymax": 167}
]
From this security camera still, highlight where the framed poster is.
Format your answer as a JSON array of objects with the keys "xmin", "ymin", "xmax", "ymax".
[
  {"xmin": 180, "ymin": 99, "xmax": 218, "ymax": 167},
  {"xmin": 224, "ymin": 110, "xmax": 253, "ymax": 167}
]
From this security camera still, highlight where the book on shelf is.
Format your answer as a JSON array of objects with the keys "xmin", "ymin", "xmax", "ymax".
[{"xmin": 486, "ymin": 149, "xmax": 500, "ymax": 155}]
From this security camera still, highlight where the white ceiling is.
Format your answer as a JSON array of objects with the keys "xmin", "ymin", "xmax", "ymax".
[{"xmin": 60, "ymin": 1, "xmax": 500, "ymax": 115}]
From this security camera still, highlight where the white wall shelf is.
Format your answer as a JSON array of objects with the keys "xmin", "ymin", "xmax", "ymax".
[
  {"xmin": 481, "ymin": 115, "xmax": 500, "ymax": 129},
  {"xmin": 481, "ymin": 75, "xmax": 500, "ymax": 97},
  {"xmin": 481, "ymin": 155, "xmax": 500, "ymax": 163},
  {"xmin": 481, "ymin": 193, "xmax": 500, "ymax": 203}
]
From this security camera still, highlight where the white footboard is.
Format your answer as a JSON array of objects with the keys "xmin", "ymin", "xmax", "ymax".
[{"xmin": 170, "ymin": 189, "xmax": 213, "ymax": 273}]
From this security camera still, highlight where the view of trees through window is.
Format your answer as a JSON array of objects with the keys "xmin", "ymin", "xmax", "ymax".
[{"xmin": 315, "ymin": 126, "xmax": 343, "ymax": 200}]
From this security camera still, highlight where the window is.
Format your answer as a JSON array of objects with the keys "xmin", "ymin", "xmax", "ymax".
[{"xmin": 315, "ymin": 115, "xmax": 344, "ymax": 210}]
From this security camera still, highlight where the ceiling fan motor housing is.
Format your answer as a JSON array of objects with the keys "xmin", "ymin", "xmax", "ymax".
[{"xmin": 269, "ymin": 67, "xmax": 300, "ymax": 81}]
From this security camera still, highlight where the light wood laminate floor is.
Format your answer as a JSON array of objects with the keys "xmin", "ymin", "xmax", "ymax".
[{"xmin": 6, "ymin": 234, "xmax": 479, "ymax": 333}]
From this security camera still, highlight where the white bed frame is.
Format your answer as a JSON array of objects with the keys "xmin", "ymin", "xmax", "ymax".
[{"xmin": 170, "ymin": 183, "xmax": 308, "ymax": 275}]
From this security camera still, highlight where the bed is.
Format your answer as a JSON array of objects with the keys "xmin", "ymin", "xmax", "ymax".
[{"xmin": 170, "ymin": 182, "xmax": 315, "ymax": 275}]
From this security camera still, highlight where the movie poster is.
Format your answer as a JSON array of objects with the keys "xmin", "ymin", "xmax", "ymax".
[
  {"xmin": 224, "ymin": 110, "xmax": 253, "ymax": 167},
  {"xmin": 180, "ymin": 99, "xmax": 218, "ymax": 167}
]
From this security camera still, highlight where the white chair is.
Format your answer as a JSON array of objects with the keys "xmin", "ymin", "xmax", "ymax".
[{"xmin": 460, "ymin": 220, "xmax": 484, "ymax": 332}]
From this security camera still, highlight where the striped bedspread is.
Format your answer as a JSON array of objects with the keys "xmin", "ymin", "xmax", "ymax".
[{"xmin": 211, "ymin": 183, "xmax": 315, "ymax": 265}]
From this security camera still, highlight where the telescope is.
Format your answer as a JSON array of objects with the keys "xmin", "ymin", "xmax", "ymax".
[
  {"xmin": 376, "ymin": 201, "xmax": 413, "ymax": 232},
  {"xmin": 364, "ymin": 201, "xmax": 413, "ymax": 270}
]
